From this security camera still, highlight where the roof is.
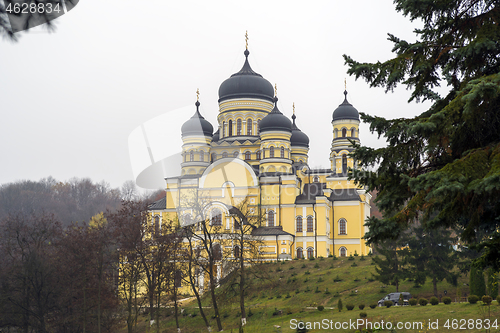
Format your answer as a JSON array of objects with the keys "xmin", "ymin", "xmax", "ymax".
[
  {"xmin": 251, "ymin": 226, "xmax": 294, "ymax": 237},
  {"xmin": 149, "ymin": 196, "xmax": 166, "ymax": 210},
  {"xmin": 330, "ymin": 188, "xmax": 361, "ymax": 201},
  {"xmin": 295, "ymin": 183, "xmax": 326, "ymax": 204},
  {"xmin": 332, "ymin": 90, "xmax": 360, "ymax": 121}
]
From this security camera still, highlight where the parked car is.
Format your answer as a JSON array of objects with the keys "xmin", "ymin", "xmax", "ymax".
[{"xmin": 378, "ymin": 292, "xmax": 412, "ymax": 306}]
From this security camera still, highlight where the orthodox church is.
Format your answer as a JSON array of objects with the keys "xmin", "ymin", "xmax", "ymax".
[{"xmin": 149, "ymin": 43, "xmax": 371, "ymax": 260}]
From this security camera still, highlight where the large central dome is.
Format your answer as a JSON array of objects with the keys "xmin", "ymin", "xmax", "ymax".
[{"xmin": 218, "ymin": 49, "xmax": 274, "ymax": 103}]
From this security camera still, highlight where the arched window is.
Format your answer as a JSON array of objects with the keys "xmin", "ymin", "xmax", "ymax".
[
  {"xmin": 212, "ymin": 243, "xmax": 222, "ymax": 261},
  {"xmin": 233, "ymin": 151, "xmax": 239, "ymax": 158},
  {"xmin": 313, "ymin": 176, "xmax": 319, "ymax": 183},
  {"xmin": 234, "ymin": 245, "xmax": 240, "ymax": 258},
  {"xmin": 222, "ymin": 152, "xmax": 228, "ymax": 158},
  {"xmin": 307, "ymin": 247, "xmax": 314, "ymax": 259},
  {"xmin": 245, "ymin": 151, "xmax": 251, "ymax": 160},
  {"xmin": 199, "ymin": 150, "xmax": 204, "ymax": 162},
  {"xmin": 342, "ymin": 128, "xmax": 347, "ymax": 137},
  {"xmin": 339, "ymin": 247, "xmax": 347, "ymax": 257},
  {"xmin": 339, "ymin": 218, "xmax": 347, "ymax": 235},
  {"xmin": 351, "ymin": 128, "xmax": 355, "ymax": 137},
  {"xmin": 222, "ymin": 122, "xmax": 226, "ymax": 138},
  {"xmin": 269, "ymin": 146, "xmax": 275, "ymax": 158},
  {"xmin": 257, "ymin": 119, "xmax": 261, "ymax": 134},
  {"xmin": 268, "ymin": 210, "xmax": 275, "ymax": 227},
  {"xmin": 342, "ymin": 154, "xmax": 347, "ymax": 175},
  {"xmin": 247, "ymin": 118, "xmax": 252, "ymax": 135},
  {"xmin": 228, "ymin": 120, "xmax": 233, "ymax": 136},
  {"xmin": 256, "ymin": 150, "xmax": 261, "ymax": 160},
  {"xmin": 183, "ymin": 214, "xmax": 192, "ymax": 226},
  {"xmin": 297, "ymin": 248, "xmax": 303, "ymax": 259},
  {"xmin": 307, "ymin": 216, "xmax": 313, "ymax": 232},
  {"xmin": 190, "ymin": 151, "xmax": 194, "ymax": 162},
  {"xmin": 280, "ymin": 146, "xmax": 285, "ymax": 158},
  {"xmin": 211, "ymin": 153, "xmax": 217, "ymax": 162},
  {"xmin": 237, "ymin": 119, "xmax": 242, "ymax": 135},
  {"xmin": 211, "ymin": 209, "xmax": 222, "ymax": 226},
  {"xmin": 296, "ymin": 216, "xmax": 303, "ymax": 232},
  {"xmin": 334, "ymin": 128, "xmax": 338, "ymax": 138}
]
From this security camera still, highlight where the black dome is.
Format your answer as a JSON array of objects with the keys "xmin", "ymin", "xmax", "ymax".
[
  {"xmin": 259, "ymin": 97, "xmax": 292, "ymax": 133},
  {"xmin": 290, "ymin": 113, "xmax": 309, "ymax": 147},
  {"xmin": 212, "ymin": 129, "xmax": 219, "ymax": 142},
  {"xmin": 181, "ymin": 101, "xmax": 213, "ymax": 137},
  {"xmin": 218, "ymin": 50, "xmax": 274, "ymax": 103},
  {"xmin": 332, "ymin": 91, "xmax": 360, "ymax": 121}
]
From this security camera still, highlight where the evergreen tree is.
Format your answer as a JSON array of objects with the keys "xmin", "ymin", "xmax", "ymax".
[
  {"xmin": 487, "ymin": 268, "xmax": 498, "ymax": 299},
  {"xmin": 470, "ymin": 265, "xmax": 477, "ymax": 296},
  {"xmin": 344, "ymin": 1, "xmax": 500, "ymax": 270},
  {"xmin": 407, "ymin": 226, "xmax": 458, "ymax": 296},
  {"xmin": 371, "ymin": 237, "xmax": 408, "ymax": 292},
  {"xmin": 470, "ymin": 265, "xmax": 486, "ymax": 297}
]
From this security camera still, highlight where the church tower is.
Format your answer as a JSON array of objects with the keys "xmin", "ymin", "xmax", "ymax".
[{"xmin": 330, "ymin": 90, "xmax": 360, "ymax": 175}]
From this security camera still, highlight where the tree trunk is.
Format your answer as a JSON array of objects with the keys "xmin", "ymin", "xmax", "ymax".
[
  {"xmin": 209, "ymin": 265, "xmax": 223, "ymax": 331},
  {"xmin": 173, "ymin": 282, "xmax": 180, "ymax": 332},
  {"xmin": 239, "ymin": 240, "xmax": 246, "ymax": 327},
  {"xmin": 433, "ymin": 277, "xmax": 438, "ymax": 297}
]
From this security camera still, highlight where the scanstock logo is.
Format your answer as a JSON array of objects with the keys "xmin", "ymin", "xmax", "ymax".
[{"xmin": 2, "ymin": 0, "xmax": 79, "ymax": 33}]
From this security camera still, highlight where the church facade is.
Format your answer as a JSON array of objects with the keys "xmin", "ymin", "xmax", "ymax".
[{"xmin": 149, "ymin": 46, "xmax": 371, "ymax": 261}]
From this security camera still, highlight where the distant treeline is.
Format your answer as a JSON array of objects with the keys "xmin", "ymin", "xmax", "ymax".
[{"xmin": 0, "ymin": 177, "xmax": 163, "ymax": 226}]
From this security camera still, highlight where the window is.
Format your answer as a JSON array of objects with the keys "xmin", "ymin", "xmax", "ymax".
[
  {"xmin": 183, "ymin": 214, "xmax": 192, "ymax": 226},
  {"xmin": 339, "ymin": 247, "xmax": 347, "ymax": 257},
  {"xmin": 307, "ymin": 216, "xmax": 313, "ymax": 232},
  {"xmin": 190, "ymin": 151, "xmax": 194, "ymax": 162},
  {"xmin": 233, "ymin": 151, "xmax": 239, "ymax": 158},
  {"xmin": 256, "ymin": 150, "xmax": 261, "ymax": 160},
  {"xmin": 154, "ymin": 215, "xmax": 160, "ymax": 236},
  {"xmin": 222, "ymin": 152, "xmax": 228, "ymax": 158},
  {"xmin": 211, "ymin": 153, "xmax": 216, "ymax": 162},
  {"xmin": 228, "ymin": 120, "xmax": 233, "ymax": 136},
  {"xmin": 313, "ymin": 176, "xmax": 319, "ymax": 183},
  {"xmin": 257, "ymin": 119, "xmax": 260, "ymax": 134},
  {"xmin": 245, "ymin": 151, "xmax": 251, "ymax": 160},
  {"xmin": 211, "ymin": 209, "xmax": 222, "ymax": 226},
  {"xmin": 334, "ymin": 128, "xmax": 338, "ymax": 138},
  {"xmin": 247, "ymin": 118, "xmax": 252, "ymax": 135},
  {"xmin": 297, "ymin": 248, "xmax": 303, "ymax": 259},
  {"xmin": 342, "ymin": 128, "xmax": 347, "ymax": 137},
  {"xmin": 268, "ymin": 210, "xmax": 274, "ymax": 227},
  {"xmin": 339, "ymin": 218, "xmax": 347, "ymax": 235},
  {"xmin": 222, "ymin": 122, "xmax": 225, "ymax": 138},
  {"xmin": 342, "ymin": 154, "xmax": 347, "ymax": 174},
  {"xmin": 212, "ymin": 243, "xmax": 222, "ymax": 261},
  {"xmin": 237, "ymin": 119, "xmax": 242, "ymax": 135},
  {"xmin": 351, "ymin": 128, "xmax": 355, "ymax": 137},
  {"xmin": 280, "ymin": 146, "xmax": 284, "ymax": 158},
  {"xmin": 199, "ymin": 150, "xmax": 204, "ymax": 162},
  {"xmin": 296, "ymin": 216, "xmax": 303, "ymax": 232},
  {"xmin": 307, "ymin": 247, "xmax": 314, "ymax": 259},
  {"xmin": 269, "ymin": 146, "xmax": 274, "ymax": 158},
  {"xmin": 234, "ymin": 245, "xmax": 240, "ymax": 258}
]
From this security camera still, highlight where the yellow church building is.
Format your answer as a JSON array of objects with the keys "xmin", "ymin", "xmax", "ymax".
[{"xmin": 149, "ymin": 45, "xmax": 371, "ymax": 263}]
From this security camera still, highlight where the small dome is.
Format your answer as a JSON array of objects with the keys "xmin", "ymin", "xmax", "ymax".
[
  {"xmin": 218, "ymin": 49, "xmax": 274, "ymax": 103},
  {"xmin": 332, "ymin": 91, "xmax": 359, "ymax": 121},
  {"xmin": 290, "ymin": 113, "xmax": 309, "ymax": 147},
  {"xmin": 212, "ymin": 129, "xmax": 219, "ymax": 142},
  {"xmin": 259, "ymin": 97, "xmax": 292, "ymax": 133},
  {"xmin": 181, "ymin": 101, "xmax": 213, "ymax": 137}
]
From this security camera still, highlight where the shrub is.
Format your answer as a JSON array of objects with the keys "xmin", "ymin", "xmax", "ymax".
[
  {"xmin": 358, "ymin": 304, "xmax": 365, "ymax": 310},
  {"xmin": 354, "ymin": 278, "xmax": 360, "ymax": 282},
  {"xmin": 318, "ymin": 277, "xmax": 324, "ymax": 282},
  {"xmin": 305, "ymin": 271, "xmax": 311, "ymax": 275},
  {"xmin": 348, "ymin": 255, "xmax": 355, "ymax": 261},
  {"xmin": 304, "ymin": 278, "xmax": 309, "ymax": 283},
  {"xmin": 346, "ymin": 304, "xmax": 354, "ymax": 310},
  {"xmin": 272, "ymin": 308, "xmax": 280, "ymax": 316},
  {"xmin": 338, "ymin": 299, "xmax": 343, "ymax": 312},
  {"xmin": 442, "ymin": 296, "xmax": 452, "ymax": 304},
  {"xmin": 276, "ymin": 294, "xmax": 282, "ymax": 299},
  {"xmin": 384, "ymin": 300, "xmax": 393, "ymax": 308},
  {"xmin": 324, "ymin": 288, "xmax": 331, "ymax": 294},
  {"xmin": 482, "ymin": 295, "xmax": 493, "ymax": 305},
  {"xmin": 317, "ymin": 305, "xmax": 324, "ymax": 311},
  {"xmin": 419, "ymin": 298, "xmax": 428, "ymax": 306},
  {"xmin": 305, "ymin": 286, "xmax": 311, "ymax": 292},
  {"xmin": 289, "ymin": 266, "xmax": 295, "ymax": 270},
  {"xmin": 354, "ymin": 250, "xmax": 359, "ymax": 256},
  {"xmin": 286, "ymin": 293, "xmax": 291, "ymax": 299},
  {"xmin": 360, "ymin": 312, "xmax": 367, "ymax": 318},
  {"xmin": 276, "ymin": 267, "xmax": 282, "ymax": 272},
  {"xmin": 333, "ymin": 275, "xmax": 342, "ymax": 282},
  {"xmin": 333, "ymin": 292, "xmax": 340, "ymax": 297},
  {"xmin": 430, "ymin": 297, "xmax": 439, "ymax": 305},
  {"xmin": 295, "ymin": 289, "xmax": 300, "ymax": 294},
  {"xmin": 367, "ymin": 277, "xmax": 375, "ymax": 282},
  {"xmin": 468, "ymin": 295, "xmax": 479, "ymax": 304},
  {"xmin": 332, "ymin": 255, "xmax": 338, "ymax": 260},
  {"xmin": 309, "ymin": 256, "xmax": 315, "ymax": 261},
  {"xmin": 314, "ymin": 263, "xmax": 320, "ymax": 268},
  {"xmin": 369, "ymin": 303, "xmax": 377, "ymax": 309},
  {"xmin": 351, "ymin": 262, "xmax": 358, "ymax": 267},
  {"xmin": 301, "ymin": 264, "xmax": 306, "ymax": 268},
  {"xmin": 409, "ymin": 298, "xmax": 418, "ymax": 306},
  {"xmin": 248, "ymin": 309, "xmax": 254, "ymax": 317},
  {"xmin": 315, "ymin": 287, "xmax": 320, "ymax": 293},
  {"xmin": 360, "ymin": 254, "xmax": 366, "ymax": 261}
]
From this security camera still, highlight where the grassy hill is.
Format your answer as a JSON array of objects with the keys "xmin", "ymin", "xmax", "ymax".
[{"xmin": 126, "ymin": 255, "xmax": 500, "ymax": 332}]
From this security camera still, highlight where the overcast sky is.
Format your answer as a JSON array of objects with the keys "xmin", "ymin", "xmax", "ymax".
[{"xmin": 1, "ymin": 0, "xmax": 439, "ymax": 190}]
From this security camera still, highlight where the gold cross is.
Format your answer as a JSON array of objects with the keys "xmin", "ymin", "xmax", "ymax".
[
  {"xmin": 245, "ymin": 31, "xmax": 248, "ymax": 49},
  {"xmin": 274, "ymin": 84, "xmax": 278, "ymax": 97},
  {"xmin": 293, "ymin": 102, "xmax": 295, "ymax": 115},
  {"xmin": 196, "ymin": 88, "xmax": 199, "ymax": 101},
  {"xmin": 344, "ymin": 78, "xmax": 347, "ymax": 90}
]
